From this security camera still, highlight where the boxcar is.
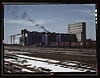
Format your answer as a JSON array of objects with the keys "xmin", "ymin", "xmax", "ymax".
[
  {"xmin": 71, "ymin": 42, "xmax": 84, "ymax": 47},
  {"xmin": 65, "ymin": 42, "xmax": 70, "ymax": 47},
  {"xmin": 55, "ymin": 42, "xmax": 58, "ymax": 47},
  {"xmin": 91, "ymin": 41, "xmax": 96, "ymax": 48},
  {"xmin": 50, "ymin": 42, "xmax": 58, "ymax": 47},
  {"xmin": 50, "ymin": 42, "xmax": 54, "ymax": 47},
  {"xmin": 85, "ymin": 41, "xmax": 92, "ymax": 48},
  {"xmin": 59, "ymin": 42, "xmax": 64, "ymax": 47}
]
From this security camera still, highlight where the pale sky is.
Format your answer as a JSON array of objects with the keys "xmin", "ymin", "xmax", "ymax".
[{"xmin": 4, "ymin": 4, "xmax": 96, "ymax": 43}]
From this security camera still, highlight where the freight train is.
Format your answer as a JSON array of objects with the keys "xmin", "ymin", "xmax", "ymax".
[
  {"xmin": 5, "ymin": 41, "xmax": 96, "ymax": 49},
  {"xmin": 50, "ymin": 41, "xmax": 96, "ymax": 48}
]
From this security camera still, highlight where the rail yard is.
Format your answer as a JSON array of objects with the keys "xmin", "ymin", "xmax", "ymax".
[
  {"xmin": 3, "ymin": 3, "xmax": 97, "ymax": 75},
  {"xmin": 4, "ymin": 45, "xmax": 96, "ymax": 73}
]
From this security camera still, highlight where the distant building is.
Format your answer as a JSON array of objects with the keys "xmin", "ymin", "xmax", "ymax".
[{"xmin": 68, "ymin": 22, "xmax": 86, "ymax": 42}]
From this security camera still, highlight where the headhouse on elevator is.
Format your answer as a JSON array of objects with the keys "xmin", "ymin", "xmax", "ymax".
[{"xmin": 68, "ymin": 22, "xmax": 86, "ymax": 42}]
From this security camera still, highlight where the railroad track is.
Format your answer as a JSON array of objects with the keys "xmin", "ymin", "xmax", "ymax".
[
  {"xmin": 5, "ymin": 47, "xmax": 96, "ymax": 55},
  {"xmin": 4, "ymin": 49, "xmax": 96, "ymax": 63},
  {"xmin": 4, "ymin": 46, "xmax": 96, "ymax": 53},
  {"xmin": 4, "ymin": 49, "xmax": 96, "ymax": 64},
  {"xmin": 4, "ymin": 54, "xmax": 96, "ymax": 72},
  {"xmin": 5, "ymin": 61, "xmax": 43, "ymax": 72},
  {"xmin": 4, "ymin": 48, "xmax": 96, "ymax": 73},
  {"xmin": 17, "ymin": 54, "xmax": 96, "ymax": 66}
]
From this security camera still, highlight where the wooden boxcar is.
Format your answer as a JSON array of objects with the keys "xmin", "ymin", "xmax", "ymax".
[
  {"xmin": 50, "ymin": 42, "xmax": 58, "ymax": 47},
  {"xmin": 65, "ymin": 42, "xmax": 70, "ymax": 47},
  {"xmin": 71, "ymin": 42, "xmax": 84, "ymax": 47},
  {"xmin": 59, "ymin": 42, "xmax": 64, "ymax": 47},
  {"xmin": 91, "ymin": 41, "xmax": 96, "ymax": 48},
  {"xmin": 85, "ymin": 41, "xmax": 92, "ymax": 48}
]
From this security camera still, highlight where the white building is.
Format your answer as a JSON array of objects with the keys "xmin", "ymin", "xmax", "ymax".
[
  {"xmin": 9, "ymin": 34, "xmax": 22, "ymax": 44},
  {"xmin": 68, "ymin": 22, "xmax": 86, "ymax": 42}
]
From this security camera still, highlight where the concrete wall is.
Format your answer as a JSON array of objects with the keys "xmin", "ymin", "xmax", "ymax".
[{"xmin": 68, "ymin": 22, "xmax": 86, "ymax": 42}]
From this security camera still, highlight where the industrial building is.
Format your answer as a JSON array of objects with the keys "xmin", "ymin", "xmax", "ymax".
[
  {"xmin": 8, "ymin": 22, "xmax": 87, "ymax": 46},
  {"xmin": 9, "ymin": 29, "xmax": 77, "ymax": 46},
  {"xmin": 9, "ymin": 34, "xmax": 22, "ymax": 44},
  {"xmin": 68, "ymin": 22, "xmax": 86, "ymax": 42}
]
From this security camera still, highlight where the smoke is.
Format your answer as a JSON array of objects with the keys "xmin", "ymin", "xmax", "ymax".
[
  {"xmin": 35, "ymin": 23, "xmax": 50, "ymax": 32},
  {"xmin": 11, "ymin": 6, "xmax": 49, "ymax": 32},
  {"xmin": 21, "ymin": 11, "xmax": 49, "ymax": 32},
  {"xmin": 36, "ymin": 24, "xmax": 49, "ymax": 32},
  {"xmin": 22, "ymin": 12, "xmax": 37, "ymax": 25},
  {"xmin": 11, "ymin": 6, "xmax": 19, "ymax": 19},
  {"xmin": 40, "ymin": 26, "xmax": 49, "ymax": 32},
  {"xmin": 22, "ymin": 11, "xmax": 28, "ymax": 19}
]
